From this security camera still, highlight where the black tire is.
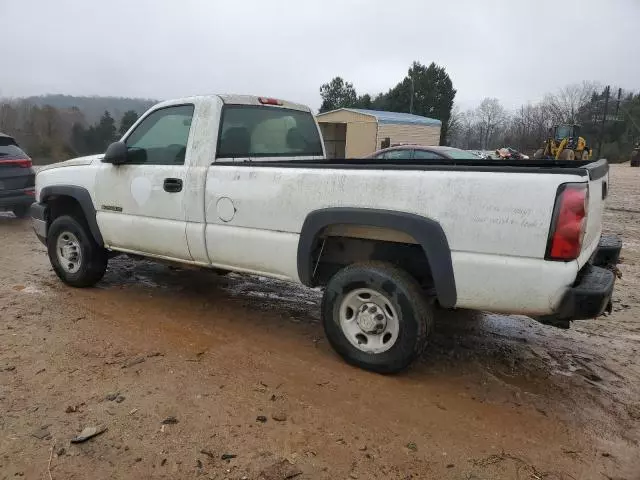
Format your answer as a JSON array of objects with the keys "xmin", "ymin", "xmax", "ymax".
[
  {"xmin": 12, "ymin": 205, "xmax": 29, "ymax": 218},
  {"xmin": 321, "ymin": 261, "xmax": 434, "ymax": 374},
  {"xmin": 47, "ymin": 215, "xmax": 108, "ymax": 287}
]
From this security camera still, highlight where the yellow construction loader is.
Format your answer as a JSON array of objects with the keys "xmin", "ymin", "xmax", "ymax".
[{"xmin": 534, "ymin": 124, "xmax": 591, "ymax": 160}]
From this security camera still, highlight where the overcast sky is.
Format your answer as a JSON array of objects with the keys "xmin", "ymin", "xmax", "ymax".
[{"xmin": 1, "ymin": 0, "xmax": 638, "ymax": 112}]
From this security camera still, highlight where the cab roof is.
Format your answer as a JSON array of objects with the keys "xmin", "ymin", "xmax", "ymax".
[
  {"xmin": 151, "ymin": 95, "xmax": 311, "ymax": 113},
  {"xmin": 217, "ymin": 95, "xmax": 311, "ymax": 112}
]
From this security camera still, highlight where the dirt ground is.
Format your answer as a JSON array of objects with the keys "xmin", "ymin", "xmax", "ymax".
[{"xmin": 1, "ymin": 165, "xmax": 639, "ymax": 480}]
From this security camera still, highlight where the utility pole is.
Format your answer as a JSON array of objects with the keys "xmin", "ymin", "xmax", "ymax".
[
  {"xmin": 596, "ymin": 85, "xmax": 610, "ymax": 159},
  {"xmin": 409, "ymin": 76, "xmax": 414, "ymax": 114},
  {"xmin": 615, "ymin": 87, "xmax": 622, "ymax": 119}
]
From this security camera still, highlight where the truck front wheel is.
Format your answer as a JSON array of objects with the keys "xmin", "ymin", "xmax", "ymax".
[
  {"xmin": 321, "ymin": 261, "xmax": 433, "ymax": 373},
  {"xmin": 47, "ymin": 215, "xmax": 108, "ymax": 287}
]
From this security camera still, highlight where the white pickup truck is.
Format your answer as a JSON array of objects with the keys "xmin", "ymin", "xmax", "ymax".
[{"xmin": 31, "ymin": 94, "xmax": 621, "ymax": 373}]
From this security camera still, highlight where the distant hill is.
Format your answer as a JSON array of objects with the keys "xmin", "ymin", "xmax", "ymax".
[{"xmin": 22, "ymin": 94, "xmax": 157, "ymax": 124}]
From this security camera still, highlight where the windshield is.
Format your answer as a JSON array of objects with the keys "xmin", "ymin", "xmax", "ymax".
[
  {"xmin": 555, "ymin": 125, "xmax": 572, "ymax": 140},
  {"xmin": 217, "ymin": 106, "xmax": 323, "ymax": 158}
]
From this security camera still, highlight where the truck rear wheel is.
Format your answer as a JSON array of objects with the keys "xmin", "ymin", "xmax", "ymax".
[
  {"xmin": 47, "ymin": 215, "xmax": 108, "ymax": 287},
  {"xmin": 321, "ymin": 261, "xmax": 433, "ymax": 373}
]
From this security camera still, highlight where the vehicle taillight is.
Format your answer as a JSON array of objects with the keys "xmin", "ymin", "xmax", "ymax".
[
  {"xmin": 258, "ymin": 97, "xmax": 283, "ymax": 106},
  {"xmin": 0, "ymin": 158, "xmax": 32, "ymax": 168},
  {"xmin": 546, "ymin": 183, "xmax": 589, "ymax": 261}
]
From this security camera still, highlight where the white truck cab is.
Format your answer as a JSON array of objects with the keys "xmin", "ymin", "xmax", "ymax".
[{"xmin": 31, "ymin": 94, "xmax": 621, "ymax": 373}]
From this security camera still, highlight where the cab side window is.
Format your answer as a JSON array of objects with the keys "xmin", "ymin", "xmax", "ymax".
[{"xmin": 125, "ymin": 105, "xmax": 194, "ymax": 165}]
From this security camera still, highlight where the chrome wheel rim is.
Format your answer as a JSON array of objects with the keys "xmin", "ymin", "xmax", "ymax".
[
  {"xmin": 338, "ymin": 288, "xmax": 399, "ymax": 353},
  {"xmin": 56, "ymin": 231, "xmax": 82, "ymax": 274}
]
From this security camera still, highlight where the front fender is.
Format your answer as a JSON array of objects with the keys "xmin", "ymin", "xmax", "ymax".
[{"xmin": 39, "ymin": 185, "xmax": 104, "ymax": 246}]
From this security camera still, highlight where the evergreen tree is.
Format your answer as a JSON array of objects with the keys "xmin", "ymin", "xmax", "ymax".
[
  {"xmin": 70, "ymin": 123, "xmax": 88, "ymax": 155},
  {"xmin": 97, "ymin": 111, "xmax": 116, "ymax": 145},
  {"xmin": 119, "ymin": 110, "xmax": 139, "ymax": 136},
  {"xmin": 318, "ymin": 62, "xmax": 457, "ymax": 144},
  {"xmin": 319, "ymin": 77, "xmax": 358, "ymax": 112},
  {"xmin": 376, "ymin": 62, "xmax": 456, "ymax": 144}
]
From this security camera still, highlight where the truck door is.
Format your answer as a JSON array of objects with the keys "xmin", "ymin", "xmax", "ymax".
[{"xmin": 94, "ymin": 104, "xmax": 195, "ymax": 260}]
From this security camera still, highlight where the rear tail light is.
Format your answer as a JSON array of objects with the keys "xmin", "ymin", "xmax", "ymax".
[
  {"xmin": 546, "ymin": 183, "xmax": 589, "ymax": 261},
  {"xmin": 258, "ymin": 97, "xmax": 283, "ymax": 106},
  {"xmin": 0, "ymin": 158, "xmax": 32, "ymax": 168}
]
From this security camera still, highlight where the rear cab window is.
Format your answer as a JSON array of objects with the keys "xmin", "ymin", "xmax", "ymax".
[{"xmin": 217, "ymin": 105, "xmax": 324, "ymax": 159}]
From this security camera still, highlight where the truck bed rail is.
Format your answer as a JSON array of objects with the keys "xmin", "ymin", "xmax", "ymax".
[{"xmin": 213, "ymin": 158, "xmax": 609, "ymax": 179}]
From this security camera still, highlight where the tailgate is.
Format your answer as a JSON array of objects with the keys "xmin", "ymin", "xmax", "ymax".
[
  {"xmin": 0, "ymin": 164, "xmax": 35, "ymax": 192},
  {"xmin": 578, "ymin": 159, "xmax": 609, "ymax": 268},
  {"xmin": 0, "ymin": 140, "xmax": 34, "ymax": 192}
]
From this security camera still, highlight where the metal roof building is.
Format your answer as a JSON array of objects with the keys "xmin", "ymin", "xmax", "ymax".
[{"xmin": 316, "ymin": 108, "xmax": 442, "ymax": 158}]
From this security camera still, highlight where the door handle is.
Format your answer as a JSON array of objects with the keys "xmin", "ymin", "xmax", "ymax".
[{"xmin": 163, "ymin": 178, "xmax": 183, "ymax": 193}]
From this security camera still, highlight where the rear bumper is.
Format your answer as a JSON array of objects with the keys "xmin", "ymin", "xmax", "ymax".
[
  {"xmin": 539, "ymin": 235, "xmax": 621, "ymax": 327},
  {"xmin": 552, "ymin": 264, "xmax": 615, "ymax": 320},
  {"xmin": 30, "ymin": 202, "xmax": 47, "ymax": 245},
  {"xmin": 0, "ymin": 189, "xmax": 35, "ymax": 208}
]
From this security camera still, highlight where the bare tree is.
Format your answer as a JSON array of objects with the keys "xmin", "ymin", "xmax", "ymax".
[
  {"xmin": 431, "ymin": 81, "xmax": 634, "ymax": 159},
  {"xmin": 475, "ymin": 98, "xmax": 508, "ymax": 149},
  {"xmin": 542, "ymin": 81, "xmax": 600, "ymax": 124},
  {"xmin": 460, "ymin": 110, "xmax": 476, "ymax": 149},
  {"xmin": 448, "ymin": 108, "xmax": 478, "ymax": 149},
  {"xmin": 445, "ymin": 105, "xmax": 462, "ymax": 146},
  {"xmin": 0, "ymin": 103, "xmax": 19, "ymax": 134},
  {"xmin": 505, "ymin": 103, "xmax": 551, "ymax": 151}
]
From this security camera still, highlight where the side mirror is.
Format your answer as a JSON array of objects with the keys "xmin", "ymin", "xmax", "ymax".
[{"xmin": 103, "ymin": 141, "xmax": 128, "ymax": 165}]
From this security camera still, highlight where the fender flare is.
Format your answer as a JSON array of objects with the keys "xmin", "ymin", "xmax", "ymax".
[
  {"xmin": 40, "ymin": 185, "xmax": 104, "ymax": 246},
  {"xmin": 297, "ymin": 208, "xmax": 457, "ymax": 308}
]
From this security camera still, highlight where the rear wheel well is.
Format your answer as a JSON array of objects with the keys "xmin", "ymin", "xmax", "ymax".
[{"xmin": 311, "ymin": 228, "xmax": 434, "ymax": 294}]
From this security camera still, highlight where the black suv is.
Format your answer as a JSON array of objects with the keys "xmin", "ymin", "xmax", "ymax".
[{"xmin": 0, "ymin": 133, "xmax": 35, "ymax": 217}]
